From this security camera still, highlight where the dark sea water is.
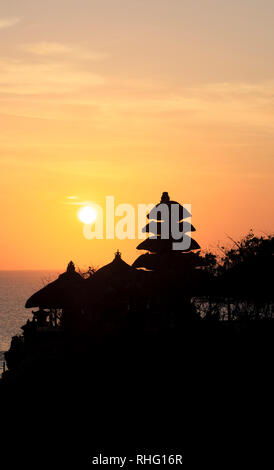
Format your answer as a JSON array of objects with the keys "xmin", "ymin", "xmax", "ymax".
[{"xmin": 0, "ymin": 270, "xmax": 59, "ymax": 373}]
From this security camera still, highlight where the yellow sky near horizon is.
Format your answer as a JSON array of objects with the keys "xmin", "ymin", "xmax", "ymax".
[{"xmin": 0, "ymin": 0, "xmax": 274, "ymax": 270}]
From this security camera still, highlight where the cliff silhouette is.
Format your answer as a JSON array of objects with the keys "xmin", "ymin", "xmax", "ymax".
[{"xmin": 1, "ymin": 193, "xmax": 273, "ymax": 468}]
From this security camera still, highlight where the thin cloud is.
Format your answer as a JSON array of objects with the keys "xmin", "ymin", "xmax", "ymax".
[
  {"xmin": 0, "ymin": 59, "xmax": 106, "ymax": 94},
  {"xmin": 0, "ymin": 66, "xmax": 273, "ymax": 133},
  {"xmin": 63, "ymin": 201, "xmax": 91, "ymax": 206},
  {"xmin": 21, "ymin": 42, "xmax": 107, "ymax": 61},
  {"xmin": 0, "ymin": 17, "xmax": 21, "ymax": 30},
  {"xmin": 187, "ymin": 81, "xmax": 274, "ymax": 102}
]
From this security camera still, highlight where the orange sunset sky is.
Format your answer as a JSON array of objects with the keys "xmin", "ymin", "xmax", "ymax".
[{"xmin": 0, "ymin": 0, "xmax": 274, "ymax": 270}]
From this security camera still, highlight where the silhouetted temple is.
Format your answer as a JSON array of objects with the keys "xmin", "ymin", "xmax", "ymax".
[
  {"xmin": 84, "ymin": 250, "xmax": 147, "ymax": 332},
  {"xmin": 90, "ymin": 250, "xmax": 136, "ymax": 285},
  {"xmin": 25, "ymin": 261, "xmax": 83, "ymax": 311},
  {"xmin": 133, "ymin": 192, "xmax": 201, "ymax": 272}
]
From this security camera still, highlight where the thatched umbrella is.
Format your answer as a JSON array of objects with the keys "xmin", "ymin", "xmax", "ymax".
[{"xmin": 25, "ymin": 261, "xmax": 84, "ymax": 310}]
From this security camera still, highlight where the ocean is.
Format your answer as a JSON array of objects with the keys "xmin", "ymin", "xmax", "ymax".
[{"xmin": 0, "ymin": 270, "xmax": 59, "ymax": 374}]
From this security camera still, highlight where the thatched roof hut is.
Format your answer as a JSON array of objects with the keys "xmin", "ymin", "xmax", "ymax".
[
  {"xmin": 25, "ymin": 261, "xmax": 84, "ymax": 309},
  {"xmin": 86, "ymin": 251, "xmax": 140, "ymax": 299},
  {"xmin": 91, "ymin": 250, "xmax": 135, "ymax": 282}
]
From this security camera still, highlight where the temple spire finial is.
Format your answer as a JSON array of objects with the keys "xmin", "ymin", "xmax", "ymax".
[
  {"xmin": 115, "ymin": 249, "xmax": 122, "ymax": 259},
  {"xmin": 67, "ymin": 261, "xmax": 76, "ymax": 272},
  {"xmin": 161, "ymin": 192, "xmax": 170, "ymax": 203}
]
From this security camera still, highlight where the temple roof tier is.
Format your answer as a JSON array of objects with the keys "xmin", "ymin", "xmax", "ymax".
[
  {"xmin": 142, "ymin": 220, "xmax": 196, "ymax": 235},
  {"xmin": 132, "ymin": 251, "xmax": 202, "ymax": 270},
  {"xmin": 147, "ymin": 192, "xmax": 191, "ymax": 221},
  {"xmin": 136, "ymin": 236, "xmax": 200, "ymax": 253}
]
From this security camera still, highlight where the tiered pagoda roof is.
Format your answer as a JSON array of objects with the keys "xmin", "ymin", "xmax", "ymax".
[{"xmin": 133, "ymin": 192, "xmax": 200, "ymax": 271}]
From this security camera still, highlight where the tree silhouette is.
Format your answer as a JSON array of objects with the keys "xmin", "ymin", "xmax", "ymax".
[{"xmin": 216, "ymin": 232, "xmax": 274, "ymax": 312}]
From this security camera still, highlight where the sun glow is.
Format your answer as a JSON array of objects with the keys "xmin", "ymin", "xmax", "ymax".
[{"xmin": 78, "ymin": 206, "xmax": 97, "ymax": 224}]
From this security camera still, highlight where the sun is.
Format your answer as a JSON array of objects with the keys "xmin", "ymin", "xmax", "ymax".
[{"xmin": 78, "ymin": 206, "xmax": 97, "ymax": 224}]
